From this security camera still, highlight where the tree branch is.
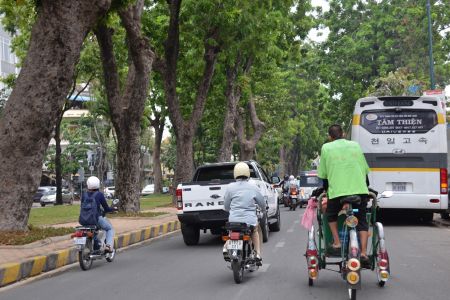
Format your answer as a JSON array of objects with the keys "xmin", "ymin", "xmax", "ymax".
[
  {"xmin": 94, "ymin": 24, "xmax": 122, "ymax": 120},
  {"xmin": 189, "ymin": 27, "xmax": 220, "ymax": 134}
]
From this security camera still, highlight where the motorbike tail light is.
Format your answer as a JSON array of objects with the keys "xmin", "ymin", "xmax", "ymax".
[
  {"xmin": 72, "ymin": 231, "xmax": 84, "ymax": 238},
  {"xmin": 348, "ymin": 258, "xmax": 361, "ymax": 271},
  {"xmin": 230, "ymin": 232, "xmax": 240, "ymax": 240},
  {"xmin": 346, "ymin": 271, "xmax": 360, "ymax": 284},
  {"xmin": 176, "ymin": 188, "xmax": 183, "ymax": 210},
  {"xmin": 222, "ymin": 235, "xmax": 229, "ymax": 241},
  {"xmin": 242, "ymin": 235, "xmax": 251, "ymax": 241},
  {"xmin": 440, "ymin": 168, "xmax": 447, "ymax": 194}
]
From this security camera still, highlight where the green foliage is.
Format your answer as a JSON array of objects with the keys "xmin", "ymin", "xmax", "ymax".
[{"xmin": 317, "ymin": 0, "xmax": 450, "ymax": 121}]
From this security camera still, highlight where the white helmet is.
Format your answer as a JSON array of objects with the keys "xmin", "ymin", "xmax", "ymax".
[
  {"xmin": 289, "ymin": 175, "xmax": 295, "ymax": 180},
  {"xmin": 234, "ymin": 162, "xmax": 250, "ymax": 179},
  {"xmin": 86, "ymin": 176, "xmax": 100, "ymax": 190}
]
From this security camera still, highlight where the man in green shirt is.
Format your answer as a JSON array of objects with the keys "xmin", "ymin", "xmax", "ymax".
[{"xmin": 318, "ymin": 124, "xmax": 370, "ymax": 262}]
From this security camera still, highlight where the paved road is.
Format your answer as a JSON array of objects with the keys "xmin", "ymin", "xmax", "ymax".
[{"xmin": 2, "ymin": 207, "xmax": 450, "ymax": 300}]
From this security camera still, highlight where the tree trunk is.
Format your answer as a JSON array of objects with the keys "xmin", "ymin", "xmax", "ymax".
[
  {"xmin": 152, "ymin": 116, "xmax": 164, "ymax": 194},
  {"xmin": 174, "ymin": 130, "xmax": 195, "ymax": 186},
  {"xmin": 218, "ymin": 55, "xmax": 252, "ymax": 162},
  {"xmin": 158, "ymin": 0, "xmax": 220, "ymax": 196},
  {"xmin": 55, "ymin": 115, "xmax": 63, "ymax": 205},
  {"xmin": 95, "ymin": 1, "xmax": 155, "ymax": 213},
  {"xmin": 115, "ymin": 124, "xmax": 141, "ymax": 212},
  {"xmin": 236, "ymin": 98, "xmax": 265, "ymax": 161},
  {"xmin": 0, "ymin": 0, "xmax": 111, "ymax": 231}
]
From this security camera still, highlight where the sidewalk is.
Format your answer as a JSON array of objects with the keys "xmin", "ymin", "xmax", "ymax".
[
  {"xmin": 0, "ymin": 207, "xmax": 180, "ymax": 287},
  {"xmin": 434, "ymin": 213, "xmax": 450, "ymax": 227}
]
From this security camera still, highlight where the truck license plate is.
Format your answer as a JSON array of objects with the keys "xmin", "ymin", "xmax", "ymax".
[
  {"xmin": 227, "ymin": 240, "xmax": 243, "ymax": 250},
  {"xmin": 73, "ymin": 237, "xmax": 86, "ymax": 245},
  {"xmin": 392, "ymin": 182, "xmax": 406, "ymax": 192}
]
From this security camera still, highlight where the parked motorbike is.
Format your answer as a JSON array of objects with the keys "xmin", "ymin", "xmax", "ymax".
[
  {"xmin": 289, "ymin": 186, "xmax": 298, "ymax": 211},
  {"xmin": 72, "ymin": 199, "xmax": 119, "ymax": 271}
]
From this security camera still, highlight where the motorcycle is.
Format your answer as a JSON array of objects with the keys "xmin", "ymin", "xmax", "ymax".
[
  {"xmin": 222, "ymin": 206, "xmax": 262, "ymax": 284},
  {"xmin": 72, "ymin": 199, "xmax": 119, "ymax": 271},
  {"xmin": 289, "ymin": 186, "xmax": 298, "ymax": 211}
]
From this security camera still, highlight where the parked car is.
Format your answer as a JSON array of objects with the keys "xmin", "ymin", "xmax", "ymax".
[
  {"xmin": 104, "ymin": 186, "xmax": 115, "ymax": 199},
  {"xmin": 33, "ymin": 186, "xmax": 56, "ymax": 202},
  {"xmin": 40, "ymin": 189, "xmax": 73, "ymax": 207},
  {"xmin": 141, "ymin": 184, "xmax": 155, "ymax": 195}
]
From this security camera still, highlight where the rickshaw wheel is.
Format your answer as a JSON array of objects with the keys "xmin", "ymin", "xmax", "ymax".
[
  {"xmin": 348, "ymin": 288, "xmax": 356, "ymax": 300},
  {"xmin": 308, "ymin": 278, "xmax": 314, "ymax": 286},
  {"xmin": 378, "ymin": 280, "xmax": 385, "ymax": 287}
]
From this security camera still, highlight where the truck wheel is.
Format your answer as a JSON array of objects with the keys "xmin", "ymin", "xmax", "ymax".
[
  {"xmin": 440, "ymin": 212, "xmax": 450, "ymax": 220},
  {"xmin": 269, "ymin": 207, "xmax": 281, "ymax": 232},
  {"xmin": 260, "ymin": 214, "xmax": 269, "ymax": 243},
  {"xmin": 181, "ymin": 223, "xmax": 200, "ymax": 246}
]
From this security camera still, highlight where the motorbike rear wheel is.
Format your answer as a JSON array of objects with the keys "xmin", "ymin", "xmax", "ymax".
[
  {"xmin": 231, "ymin": 260, "xmax": 244, "ymax": 284},
  {"xmin": 79, "ymin": 240, "xmax": 93, "ymax": 270}
]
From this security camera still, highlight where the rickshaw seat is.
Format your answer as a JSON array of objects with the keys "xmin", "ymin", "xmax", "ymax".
[{"xmin": 340, "ymin": 195, "xmax": 361, "ymax": 205}]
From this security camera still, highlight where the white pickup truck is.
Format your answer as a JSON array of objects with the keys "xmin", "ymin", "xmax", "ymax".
[{"xmin": 176, "ymin": 160, "xmax": 281, "ymax": 245}]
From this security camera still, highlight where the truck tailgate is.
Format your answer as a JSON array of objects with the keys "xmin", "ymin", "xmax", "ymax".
[{"xmin": 181, "ymin": 183, "xmax": 229, "ymax": 212}]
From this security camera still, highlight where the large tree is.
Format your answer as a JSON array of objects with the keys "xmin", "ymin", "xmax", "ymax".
[
  {"xmin": 95, "ymin": 0, "xmax": 155, "ymax": 212},
  {"xmin": 0, "ymin": 0, "xmax": 111, "ymax": 231}
]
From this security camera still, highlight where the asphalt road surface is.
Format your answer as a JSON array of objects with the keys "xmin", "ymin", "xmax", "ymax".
[{"xmin": 2, "ymin": 206, "xmax": 450, "ymax": 300}]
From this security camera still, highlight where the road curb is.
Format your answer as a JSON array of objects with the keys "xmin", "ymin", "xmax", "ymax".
[{"xmin": 0, "ymin": 220, "xmax": 180, "ymax": 288}]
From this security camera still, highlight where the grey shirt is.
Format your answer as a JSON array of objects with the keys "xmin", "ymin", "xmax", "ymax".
[{"xmin": 223, "ymin": 179, "xmax": 266, "ymax": 226}]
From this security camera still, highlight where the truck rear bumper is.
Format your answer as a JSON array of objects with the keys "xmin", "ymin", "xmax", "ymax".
[{"xmin": 177, "ymin": 210, "xmax": 229, "ymax": 228}]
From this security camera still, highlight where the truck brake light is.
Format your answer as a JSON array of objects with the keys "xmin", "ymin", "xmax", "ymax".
[
  {"xmin": 440, "ymin": 168, "xmax": 447, "ymax": 194},
  {"xmin": 176, "ymin": 188, "xmax": 183, "ymax": 210}
]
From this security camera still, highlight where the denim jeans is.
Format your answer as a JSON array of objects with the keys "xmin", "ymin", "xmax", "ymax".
[{"xmin": 98, "ymin": 216, "xmax": 114, "ymax": 248}]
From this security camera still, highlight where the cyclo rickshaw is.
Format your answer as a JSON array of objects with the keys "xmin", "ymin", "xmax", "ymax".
[{"xmin": 305, "ymin": 190, "xmax": 392, "ymax": 300}]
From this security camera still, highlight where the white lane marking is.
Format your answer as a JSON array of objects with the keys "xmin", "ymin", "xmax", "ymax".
[
  {"xmin": 259, "ymin": 263, "xmax": 270, "ymax": 272},
  {"xmin": 275, "ymin": 241, "xmax": 285, "ymax": 248},
  {"xmin": 287, "ymin": 228, "xmax": 294, "ymax": 233}
]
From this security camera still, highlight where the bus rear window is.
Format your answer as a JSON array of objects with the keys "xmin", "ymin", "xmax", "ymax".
[{"xmin": 360, "ymin": 109, "xmax": 438, "ymax": 134}]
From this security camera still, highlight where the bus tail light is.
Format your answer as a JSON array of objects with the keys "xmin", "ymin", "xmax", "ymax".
[
  {"xmin": 440, "ymin": 168, "xmax": 447, "ymax": 194},
  {"xmin": 176, "ymin": 188, "xmax": 183, "ymax": 210}
]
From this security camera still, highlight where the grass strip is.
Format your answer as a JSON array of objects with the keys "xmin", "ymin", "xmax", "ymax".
[
  {"xmin": 0, "ymin": 225, "xmax": 74, "ymax": 246},
  {"xmin": 28, "ymin": 194, "xmax": 173, "ymax": 226}
]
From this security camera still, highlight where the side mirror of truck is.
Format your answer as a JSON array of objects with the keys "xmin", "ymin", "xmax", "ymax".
[{"xmin": 271, "ymin": 176, "xmax": 280, "ymax": 184}]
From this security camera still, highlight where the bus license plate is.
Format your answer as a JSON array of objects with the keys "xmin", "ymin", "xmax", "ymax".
[
  {"xmin": 392, "ymin": 182, "xmax": 406, "ymax": 192},
  {"xmin": 227, "ymin": 240, "xmax": 243, "ymax": 250}
]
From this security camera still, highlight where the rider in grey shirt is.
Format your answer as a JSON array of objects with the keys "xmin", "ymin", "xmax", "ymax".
[{"xmin": 223, "ymin": 162, "xmax": 266, "ymax": 263}]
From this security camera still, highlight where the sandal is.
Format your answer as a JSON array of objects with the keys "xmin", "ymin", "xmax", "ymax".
[{"xmin": 360, "ymin": 255, "xmax": 371, "ymax": 268}]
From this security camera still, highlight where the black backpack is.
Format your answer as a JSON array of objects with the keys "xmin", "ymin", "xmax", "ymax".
[{"xmin": 79, "ymin": 191, "xmax": 100, "ymax": 225}]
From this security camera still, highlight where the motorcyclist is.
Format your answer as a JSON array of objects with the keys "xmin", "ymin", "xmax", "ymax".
[
  {"xmin": 83, "ymin": 176, "xmax": 116, "ymax": 253},
  {"xmin": 317, "ymin": 124, "xmax": 370, "ymax": 265},
  {"xmin": 224, "ymin": 162, "xmax": 266, "ymax": 265}
]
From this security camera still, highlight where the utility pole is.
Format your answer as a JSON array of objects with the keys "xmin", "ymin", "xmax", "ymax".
[{"xmin": 426, "ymin": 0, "xmax": 435, "ymax": 90}]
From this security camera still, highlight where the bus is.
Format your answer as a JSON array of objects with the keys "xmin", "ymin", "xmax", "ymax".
[{"xmin": 351, "ymin": 96, "xmax": 449, "ymax": 221}]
